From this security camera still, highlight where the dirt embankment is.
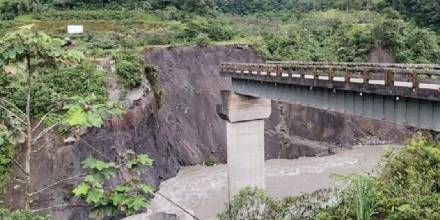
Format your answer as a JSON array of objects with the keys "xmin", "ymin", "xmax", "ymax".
[{"xmin": 0, "ymin": 45, "xmax": 411, "ymax": 219}]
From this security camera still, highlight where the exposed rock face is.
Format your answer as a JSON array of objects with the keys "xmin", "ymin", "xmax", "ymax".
[
  {"xmin": 368, "ymin": 44, "xmax": 396, "ymax": 63},
  {"xmin": 0, "ymin": 45, "xmax": 412, "ymax": 219}
]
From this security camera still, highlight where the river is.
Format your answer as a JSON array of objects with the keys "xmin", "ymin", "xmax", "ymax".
[{"xmin": 128, "ymin": 144, "xmax": 400, "ymax": 220}]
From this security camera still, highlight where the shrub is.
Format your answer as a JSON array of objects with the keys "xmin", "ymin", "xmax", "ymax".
[
  {"xmin": 277, "ymin": 189, "xmax": 333, "ymax": 220},
  {"xmin": 204, "ymin": 155, "xmax": 219, "ymax": 166},
  {"xmin": 144, "ymin": 63, "xmax": 164, "ymax": 105},
  {"xmin": 0, "ymin": 208, "xmax": 51, "ymax": 220},
  {"xmin": 113, "ymin": 50, "xmax": 144, "ymax": 89},
  {"xmin": 73, "ymin": 151, "xmax": 154, "ymax": 218},
  {"xmin": 86, "ymin": 32, "xmax": 124, "ymax": 50},
  {"xmin": 36, "ymin": 63, "xmax": 106, "ymax": 117},
  {"xmin": 337, "ymin": 24, "xmax": 375, "ymax": 62},
  {"xmin": 180, "ymin": 17, "xmax": 235, "ymax": 42},
  {"xmin": 194, "ymin": 33, "xmax": 210, "ymax": 47},
  {"xmin": 2, "ymin": 62, "xmax": 107, "ymax": 117},
  {"xmin": 0, "ymin": 125, "xmax": 15, "ymax": 188},
  {"xmin": 375, "ymin": 136, "xmax": 440, "ymax": 219},
  {"xmin": 217, "ymin": 187, "xmax": 278, "ymax": 220}
]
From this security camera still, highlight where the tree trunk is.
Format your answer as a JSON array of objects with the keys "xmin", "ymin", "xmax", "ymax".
[{"xmin": 24, "ymin": 54, "xmax": 32, "ymax": 210}]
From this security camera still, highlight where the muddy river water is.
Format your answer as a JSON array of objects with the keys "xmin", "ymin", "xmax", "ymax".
[{"xmin": 128, "ymin": 145, "xmax": 400, "ymax": 220}]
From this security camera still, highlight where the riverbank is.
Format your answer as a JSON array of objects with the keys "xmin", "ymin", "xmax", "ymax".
[{"xmin": 129, "ymin": 144, "xmax": 401, "ymax": 220}]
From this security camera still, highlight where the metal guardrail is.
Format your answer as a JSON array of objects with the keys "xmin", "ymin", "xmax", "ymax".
[{"xmin": 221, "ymin": 62, "xmax": 440, "ymax": 89}]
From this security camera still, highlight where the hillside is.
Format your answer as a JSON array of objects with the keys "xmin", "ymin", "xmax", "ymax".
[
  {"xmin": 1, "ymin": 0, "xmax": 439, "ymax": 63},
  {"xmin": 0, "ymin": 0, "xmax": 439, "ymax": 219}
]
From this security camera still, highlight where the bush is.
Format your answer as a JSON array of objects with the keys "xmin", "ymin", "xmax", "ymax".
[
  {"xmin": 0, "ymin": 125, "xmax": 15, "ymax": 188},
  {"xmin": 73, "ymin": 151, "xmax": 154, "ymax": 218},
  {"xmin": 204, "ymin": 155, "xmax": 218, "ymax": 166},
  {"xmin": 217, "ymin": 187, "xmax": 278, "ymax": 220},
  {"xmin": 113, "ymin": 50, "xmax": 144, "ymax": 89},
  {"xmin": 3, "ymin": 62, "xmax": 107, "ymax": 117},
  {"xmin": 180, "ymin": 16, "xmax": 235, "ymax": 42},
  {"xmin": 277, "ymin": 189, "xmax": 333, "ymax": 220},
  {"xmin": 218, "ymin": 187, "xmax": 333, "ymax": 220},
  {"xmin": 0, "ymin": 208, "xmax": 51, "ymax": 220},
  {"xmin": 194, "ymin": 33, "xmax": 210, "ymax": 47}
]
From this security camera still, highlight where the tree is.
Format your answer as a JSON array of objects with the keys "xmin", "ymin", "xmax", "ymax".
[
  {"xmin": 384, "ymin": 0, "xmax": 440, "ymax": 32},
  {"xmin": 0, "ymin": 0, "xmax": 33, "ymax": 20},
  {"xmin": 0, "ymin": 25, "xmax": 83, "ymax": 210}
]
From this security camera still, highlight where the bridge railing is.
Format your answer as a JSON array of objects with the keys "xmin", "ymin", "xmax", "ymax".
[{"xmin": 221, "ymin": 62, "xmax": 440, "ymax": 90}]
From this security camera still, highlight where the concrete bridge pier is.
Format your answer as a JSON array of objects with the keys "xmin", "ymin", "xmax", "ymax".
[{"xmin": 217, "ymin": 91, "xmax": 272, "ymax": 199}]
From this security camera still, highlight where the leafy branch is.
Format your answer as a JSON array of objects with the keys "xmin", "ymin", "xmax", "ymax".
[{"xmin": 73, "ymin": 150, "xmax": 154, "ymax": 219}]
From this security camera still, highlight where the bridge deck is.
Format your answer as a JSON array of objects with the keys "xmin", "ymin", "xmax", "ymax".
[
  {"xmin": 221, "ymin": 62, "xmax": 440, "ymax": 101},
  {"xmin": 221, "ymin": 62, "xmax": 440, "ymax": 130}
]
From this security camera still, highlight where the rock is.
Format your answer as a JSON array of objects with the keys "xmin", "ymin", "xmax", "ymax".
[
  {"xmin": 96, "ymin": 58, "xmax": 116, "ymax": 73},
  {"xmin": 361, "ymin": 136, "xmax": 390, "ymax": 145},
  {"xmin": 150, "ymin": 212, "xmax": 177, "ymax": 220},
  {"xmin": 64, "ymin": 136, "xmax": 76, "ymax": 145},
  {"xmin": 126, "ymin": 86, "xmax": 145, "ymax": 101},
  {"xmin": 123, "ymin": 211, "xmax": 183, "ymax": 220}
]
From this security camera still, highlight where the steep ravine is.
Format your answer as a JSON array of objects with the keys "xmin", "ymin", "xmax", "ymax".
[{"xmin": 0, "ymin": 46, "xmax": 411, "ymax": 219}]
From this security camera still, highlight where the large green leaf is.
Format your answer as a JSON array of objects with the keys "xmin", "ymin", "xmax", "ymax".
[
  {"xmin": 141, "ymin": 184, "xmax": 153, "ymax": 194},
  {"xmin": 111, "ymin": 192, "xmax": 128, "ymax": 206},
  {"xmin": 65, "ymin": 106, "xmax": 88, "ymax": 126},
  {"xmin": 124, "ymin": 196, "xmax": 148, "ymax": 213},
  {"xmin": 137, "ymin": 154, "xmax": 154, "ymax": 166},
  {"xmin": 82, "ymin": 157, "xmax": 116, "ymax": 172},
  {"xmin": 86, "ymin": 111, "xmax": 104, "ymax": 128},
  {"xmin": 86, "ymin": 188, "xmax": 106, "ymax": 205},
  {"xmin": 73, "ymin": 183, "xmax": 90, "ymax": 197}
]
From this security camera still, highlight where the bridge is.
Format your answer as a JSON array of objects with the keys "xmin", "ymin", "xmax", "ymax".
[{"xmin": 217, "ymin": 61, "xmax": 440, "ymax": 199}]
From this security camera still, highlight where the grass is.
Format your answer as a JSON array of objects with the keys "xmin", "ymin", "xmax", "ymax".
[{"xmin": 214, "ymin": 36, "xmax": 264, "ymax": 45}]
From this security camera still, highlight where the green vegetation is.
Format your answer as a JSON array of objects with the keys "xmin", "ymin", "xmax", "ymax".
[
  {"xmin": 385, "ymin": 0, "xmax": 440, "ymax": 32},
  {"xmin": 0, "ymin": 0, "xmax": 440, "ymax": 64},
  {"xmin": 218, "ymin": 187, "xmax": 333, "ymax": 220},
  {"xmin": 0, "ymin": 124, "xmax": 15, "ymax": 188},
  {"xmin": 63, "ymin": 95, "xmax": 122, "ymax": 130},
  {"xmin": 258, "ymin": 10, "xmax": 439, "ymax": 63},
  {"xmin": 144, "ymin": 63, "xmax": 164, "ymax": 105},
  {"xmin": 1, "ymin": 1, "xmax": 438, "ymax": 63},
  {"xmin": 0, "ymin": 0, "xmax": 439, "ymax": 218},
  {"xmin": 317, "ymin": 136, "xmax": 440, "ymax": 220},
  {"xmin": 219, "ymin": 136, "xmax": 440, "ymax": 220},
  {"xmin": 0, "ymin": 26, "xmax": 123, "ymax": 213},
  {"xmin": 0, "ymin": 208, "xmax": 50, "ymax": 220},
  {"xmin": 204, "ymin": 155, "xmax": 219, "ymax": 166},
  {"xmin": 3, "ymin": 62, "xmax": 107, "ymax": 118},
  {"xmin": 73, "ymin": 150, "xmax": 154, "ymax": 218},
  {"xmin": 113, "ymin": 50, "xmax": 144, "ymax": 89},
  {"xmin": 0, "ymin": 26, "xmax": 84, "ymax": 209},
  {"xmin": 0, "ymin": 0, "xmax": 33, "ymax": 20}
]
